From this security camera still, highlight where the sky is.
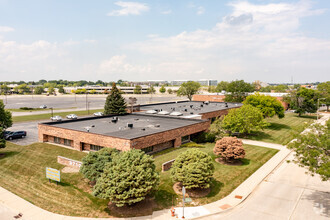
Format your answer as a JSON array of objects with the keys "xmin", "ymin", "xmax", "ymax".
[{"xmin": 0, "ymin": 0, "xmax": 330, "ymax": 83}]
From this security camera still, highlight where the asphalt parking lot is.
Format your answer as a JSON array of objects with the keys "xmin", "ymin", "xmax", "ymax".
[{"xmin": 6, "ymin": 121, "xmax": 42, "ymax": 145}]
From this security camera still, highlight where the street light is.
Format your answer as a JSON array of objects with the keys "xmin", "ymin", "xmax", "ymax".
[
  {"xmin": 50, "ymin": 107, "xmax": 54, "ymax": 118},
  {"xmin": 87, "ymin": 101, "xmax": 91, "ymax": 115},
  {"xmin": 317, "ymin": 98, "xmax": 326, "ymax": 120}
]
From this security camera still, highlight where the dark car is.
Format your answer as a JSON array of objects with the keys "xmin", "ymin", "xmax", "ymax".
[{"xmin": 5, "ymin": 131, "xmax": 27, "ymax": 140}]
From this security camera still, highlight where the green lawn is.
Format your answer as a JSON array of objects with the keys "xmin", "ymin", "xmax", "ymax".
[
  {"xmin": 0, "ymin": 142, "xmax": 277, "ymax": 217},
  {"xmin": 246, "ymin": 113, "xmax": 316, "ymax": 145},
  {"xmin": 12, "ymin": 109, "xmax": 103, "ymax": 123}
]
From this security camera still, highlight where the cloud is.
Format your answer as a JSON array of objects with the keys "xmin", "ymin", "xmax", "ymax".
[
  {"xmin": 0, "ymin": 26, "xmax": 15, "ymax": 32},
  {"xmin": 107, "ymin": 1, "xmax": 149, "ymax": 16},
  {"xmin": 124, "ymin": 0, "xmax": 330, "ymax": 82},
  {"xmin": 161, "ymin": 10, "xmax": 172, "ymax": 15},
  {"xmin": 197, "ymin": 6, "xmax": 205, "ymax": 15}
]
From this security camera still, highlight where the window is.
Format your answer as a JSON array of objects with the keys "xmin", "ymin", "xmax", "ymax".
[
  {"xmin": 181, "ymin": 135, "xmax": 190, "ymax": 144},
  {"xmin": 64, "ymin": 139, "xmax": 72, "ymax": 147},
  {"xmin": 54, "ymin": 137, "xmax": 60, "ymax": 144},
  {"xmin": 141, "ymin": 146, "xmax": 153, "ymax": 153},
  {"xmin": 90, "ymin": 145, "xmax": 103, "ymax": 151}
]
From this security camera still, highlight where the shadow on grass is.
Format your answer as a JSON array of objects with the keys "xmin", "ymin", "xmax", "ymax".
[
  {"xmin": 0, "ymin": 151, "xmax": 20, "ymax": 160},
  {"xmin": 154, "ymin": 189, "xmax": 177, "ymax": 208},
  {"xmin": 247, "ymin": 131, "xmax": 272, "ymax": 140},
  {"xmin": 296, "ymin": 115, "xmax": 317, "ymax": 120},
  {"xmin": 241, "ymin": 158, "xmax": 250, "ymax": 166},
  {"xmin": 207, "ymin": 178, "xmax": 224, "ymax": 198},
  {"xmin": 267, "ymin": 122, "xmax": 291, "ymax": 130}
]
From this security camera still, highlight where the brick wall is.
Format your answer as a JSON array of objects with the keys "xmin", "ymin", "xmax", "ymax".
[
  {"xmin": 192, "ymin": 94, "xmax": 226, "ymax": 102},
  {"xmin": 38, "ymin": 124, "xmax": 131, "ymax": 151},
  {"xmin": 162, "ymin": 159, "xmax": 175, "ymax": 172}
]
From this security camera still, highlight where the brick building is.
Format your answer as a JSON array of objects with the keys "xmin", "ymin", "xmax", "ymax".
[{"xmin": 38, "ymin": 114, "xmax": 210, "ymax": 154}]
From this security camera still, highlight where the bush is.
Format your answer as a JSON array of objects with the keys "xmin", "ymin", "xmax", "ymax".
[
  {"xmin": 191, "ymin": 132, "xmax": 216, "ymax": 143},
  {"xmin": 80, "ymin": 148, "xmax": 119, "ymax": 182},
  {"xmin": 19, "ymin": 107, "xmax": 35, "ymax": 110},
  {"xmin": 181, "ymin": 142, "xmax": 204, "ymax": 148},
  {"xmin": 93, "ymin": 149, "xmax": 159, "ymax": 207},
  {"xmin": 171, "ymin": 149, "xmax": 214, "ymax": 189},
  {"xmin": 214, "ymin": 137, "xmax": 245, "ymax": 163}
]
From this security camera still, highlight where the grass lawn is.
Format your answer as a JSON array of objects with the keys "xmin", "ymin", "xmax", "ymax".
[
  {"xmin": 12, "ymin": 109, "xmax": 103, "ymax": 123},
  {"xmin": 0, "ymin": 142, "xmax": 278, "ymax": 217},
  {"xmin": 246, "ymin": 113, "xmax": 316, "ymax": 145}
]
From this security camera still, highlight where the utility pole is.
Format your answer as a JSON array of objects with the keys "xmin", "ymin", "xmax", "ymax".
[{"xmin": 85, "ymin": 92, "xmax": 88, "ymax": 111}]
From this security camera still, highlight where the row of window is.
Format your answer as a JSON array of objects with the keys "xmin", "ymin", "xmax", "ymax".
[{"xmin": 90, "ymin": 144, "xmax": 104, "ymax": 151}]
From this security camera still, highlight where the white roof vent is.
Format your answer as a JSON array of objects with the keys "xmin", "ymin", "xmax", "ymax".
[
  {"xmin": 170, "ymin": 111, "xmax": 183, "ymax": 116},
  {"xmin": 146, "ymin": 110, "xmax": 157, "ymax": 114},
  {"xmin": 158, "ymin": 111, "xmax": 170, "ymax": 115}
]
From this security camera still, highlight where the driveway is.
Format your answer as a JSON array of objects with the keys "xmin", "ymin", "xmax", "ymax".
[{"xmin": 6, "ymin": 121, "xmax": 42, "ymax": 145}]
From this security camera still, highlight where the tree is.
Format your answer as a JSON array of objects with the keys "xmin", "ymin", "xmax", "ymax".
[
  {"xmin": 0, "ymin": 127, "xmax": 6, "ymax": 149},
  {"xmin": 285, "ymin": 87, "xmax": 320, "ymax": 116},
  {"xmin": 48, "ymin": 86, "xmax": 55, "ymax": 94},
  {"xmin": 171, "ymin": 149, "xmax": 214, "ymax": 189},
  {"xmin": 177, "ymin": 81, "xmax": 201, "ymax": 101},
  {"xmin": 34, "ymin": 86, "xmax": 44, "ymax": 94},
  {"xmin": 58, "ymin": 85, "xmax": 65, "ymax": 94},
  {"xmin": 133, "ymin": 85, "xmax": 142, "ymax": 94},
  {"xmin": 317, "ymin": 81, "xmax": 330, "ymax": 111},
  {"xmin": 167, "ymin": 88, "xmax": 173, "ymax": 94},
  {"xmin": 104, "ymin": 83, "xmax": 127, "ymax": 115},
  {"xmin": 216, "ymin": 81, "xmax": 229, "ymax": 92},
  {"xmin": 159, "ymin": 85, "xmax": 166, "ymax": 94},
  {"xmin": 224, "ymin": 80, "xmax": 254, "ymax": 102},
  {"xmin": 288, "ymin": 120, "xmax": 329, "ymax": 181},
  {"xmin": 273, "ymin": 84, "xmax": 288, "ymax": 92},
  {"xmin": 0, "ymin": 85, "xmax": 9, "ymax": 95},
  {"xmin": 80, "ymin": 148, "xmax": 119, "ymax": 182},
  {"xmin": 209, "ymin": 117, "xmax": 226, "ymax": 140},
  {"xmin": 0, "ymin": 100, "xmax": 12, "ymax": 129},
  {"xmin": 214, "ymin": 137, "xmax": 245, "ymax": 163},
  {"xmin": 222, "ymin": 105, "xmax": 269, "ymax": 135},
  {"xmin": 147, "ymin": 86, "xmax": 156, "ymax": 94},
  {"xmin": 244, "ymin": 93, "xmax": 285, "ymax": 118},
  {"xmin": 93, "ymin": 149, "xmax": 159, "ymax": 207}
]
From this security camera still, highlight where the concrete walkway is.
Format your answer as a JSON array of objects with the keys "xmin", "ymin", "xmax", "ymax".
[{"xmin": 1, "ymin": 114, "xmax": 328, "ymax": 219}]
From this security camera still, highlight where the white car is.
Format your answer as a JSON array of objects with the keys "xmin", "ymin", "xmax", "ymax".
[
  {"xmin": 39, "ymin": 105, "xmax": 47, "ymax": 109},
  {"xmin": 93, "ymin": 112, "xmax": 104, "ymax": 116},
  {"xmin": 66, "ymin": 114, "xmax": 78, "ymax": 119},
  {"xmin": 50, "ymin": 115, "xmax": 62, "ymax": 121}
]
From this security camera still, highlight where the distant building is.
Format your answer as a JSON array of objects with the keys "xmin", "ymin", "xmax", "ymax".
[
  {"xmin": 171, "ymin": 79, "xmax": 218, "ymax": 86},
  {"xmin": 64, "ymin": 85, "xmax": 150, "ymax": 94}
]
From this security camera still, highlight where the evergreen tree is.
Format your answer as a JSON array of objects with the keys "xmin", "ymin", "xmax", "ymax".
[
  {"xmin": 0, "ymin": 100, "xmax": 12, "ymax": 149},
  {"xmin": 93, "ymin": 149, "xmax": 159, "ymax": 207},
  {"xmin": 104, "ymin": 83, "xmax": 127, "ymax": 115}
]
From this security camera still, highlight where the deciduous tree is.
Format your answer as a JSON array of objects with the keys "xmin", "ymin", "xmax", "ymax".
[
  {"xmin": 222, "ymin": 105, "xmax": 268, "ymax": 135},
  {"xmin": 159, "ymin": 85, "xmax": 166, "ymax": 93},
  {"xmin": 224, "ymin": 80, "xmax": 254, "ymax": 102},
  {"xmin": 214, "ymin": 137, "xmax": 245, "ymax": 163},
  {"xmin": 171, "ymin": 149, "xmax": 214, "ymax": 189},
  {"xmin": 244, "ymin": 93, "xmax": 285, "ymax": 118},
  {"xmin": 177, "ymin": 81, "xmax": 201, "ymax": 101},
  {"xmin": 93, "ymin": 150, "xmax": 159, "ymax": 207}
]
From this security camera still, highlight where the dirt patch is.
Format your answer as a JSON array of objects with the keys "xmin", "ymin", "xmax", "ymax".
[
  {"xmin": 173, "ymin": 182, "xmax": 211, "ymax": 198},
  {"xmin": 107, "ymin": 196, "xmax": 157, "ymax": 217},
  {"xmin": 215, "ymin": 157, "xmax": 243, "ymax": 166},
  {"xmin": 0, "ymin": 153, "xmax": 5, "ymax": 159},
  {"xmin": 61, "ymin": 166, "xmax": 80, "ymax": 173}
]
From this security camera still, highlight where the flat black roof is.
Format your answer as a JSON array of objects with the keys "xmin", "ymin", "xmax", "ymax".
[
  {"xmin": 138, "ymin": 101, "xmax": 242, "ymax": 117},
  {"xmin": 41, "ymin": 114, "xmax": 206, "ymax": 140}
]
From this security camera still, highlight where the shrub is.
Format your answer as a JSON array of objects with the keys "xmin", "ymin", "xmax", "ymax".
[
  {"xmin": 171, "ymin": 149, "xmax": 214, "ymax": 189},
  {"xmin": 214, "ymin": 137, "xmax": 245, "ymax": 163},
  {"xmin": 93, "ymin": 149, "xmax": 159, "ymax": 207},
  {"xmin": 19, "ymin": 107, "xmax": 35, "ymax": 110},
  {"xmin": 181, "ymin": 142, "xmax": 204, "ymax": 148},
  {"xmin": 80, "ymin": 148, "xmax": 119, "ymax": 182},
  {"xmin": 192, "ymin": 132, "xmax": 216, "ymax": 143}
]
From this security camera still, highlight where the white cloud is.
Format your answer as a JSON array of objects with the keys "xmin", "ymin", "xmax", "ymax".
[
  {"xmin": 161, "ymin": 10, "xmax": 172, "ymax": 15},
  {"xmin": 107, "ymin": 1, "xmax": 149, "ymax": 16},
  {"xmin": 197, "ymin": 6, "xmax": 205, "ymax": 15},
  {"xmin": 124, "ymin": 0, "xmax": 330, "ymax": 82},
  {"xmin": 0, "ymin": 26, "xmax": 15, "ymax": 32}
]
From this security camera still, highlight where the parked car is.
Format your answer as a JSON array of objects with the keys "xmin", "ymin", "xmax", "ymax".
[
  {"xmin": 40, "ymin": 105, "xmax": 47, "ymax": 109},
  {"xmin": 93, "ymin": 112, "xmax": 104, "ymax": 116},
  {"xmin": 5, "ymin": 131, "xmax": 27, "ymax": 140},
  {"xmin": 66, "ymin": 114, "xmax": 78, "ymax": 119},
  {"xmin": 50, "ymin": 115, "xmax": 63, "ymax": 121}
]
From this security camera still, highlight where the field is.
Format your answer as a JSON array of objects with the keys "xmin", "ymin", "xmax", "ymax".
[
  {"xmin": 0, "ymin": 142, "xmax": 277, "ymax": 217},
  {"xmin": 12, "ymin": 109, "xmax": 103, "ymax": 123},
  {"xmin": 247, "ymin": 113, "xmax": 316, "ymax": 145}
]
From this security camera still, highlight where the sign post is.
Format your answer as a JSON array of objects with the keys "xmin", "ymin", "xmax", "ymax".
[
  {"xmin": 46, "ymin": 167, "xmax": 61, "ymax": 184},
  {"xmin": 182, "ymin": 186, "xmax": 185, "ymax": 219}
]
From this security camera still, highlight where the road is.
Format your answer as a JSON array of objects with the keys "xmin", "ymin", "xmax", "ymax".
[{"xmin": 1, "ymin": 94, "xmax": 185, "ymax": 110}]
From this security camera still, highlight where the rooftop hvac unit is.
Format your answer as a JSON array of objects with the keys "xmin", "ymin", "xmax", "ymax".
[
  {"xmin": 190, "ymin": 112, "xmax": 194, "ymax": 114},
  {"xmin": 141, "ymin": 128, "xmax": 146, "ymax": 131},
  {"xmin": 158, "ymin": 111, "xmax": 170, "ymax": 115},
  {"xmin": 146, "ymin": 110, "xmax": 157, "ymax": 114},
  {"xmin": 190, "ymin": 105, "xmax": 193, "ymax": 108},
  {"xmin": 155, "ymin": 124, "xmax": 160, "ymax": 127},
  {"xmin": 170, "ymin": 111, "xmax": 183, "ymax": 116},
  {"xmin": 200, "ymin": 104, "xmax": 203, "ymax": 107},
  {"xmin": 111, "ymin": 117, "xmax": 118, "ymax": 123},
  {"xmin": 127, "ymin": 123, "xmax": 133, "ymax": 128},
  {"xmin": 204, "ymin": 101, "xmax": 209, "ymax": 105},
  {"xmin": 184, "ymin": 109, "xmax": 187, "ymax": 112},
  {"xmin": 225, "ymin": 102, "xmax": 228, "ymax": 107}
]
